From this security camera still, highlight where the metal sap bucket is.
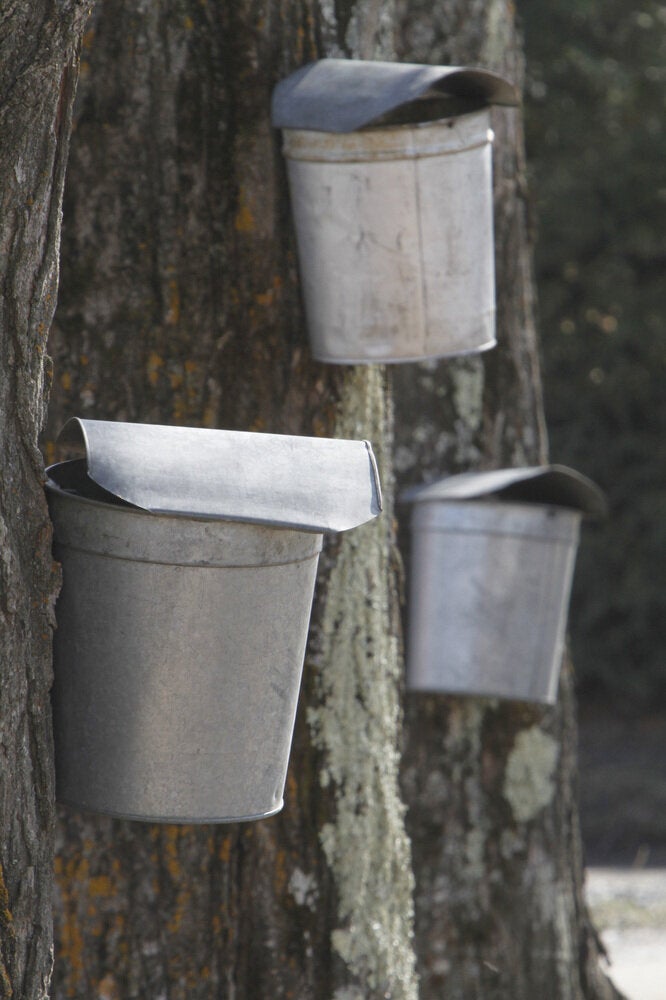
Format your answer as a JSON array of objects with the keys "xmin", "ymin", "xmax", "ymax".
[
  {"xmin": 272, "ymin": 59, "xmax": 517, "ymax": 364},
  {"xmin": 403, "ymin": 466, "xmax": 605, "ymax": 704},
  {"xmin": 46, "ymin": 419, "xmax": 382, "ymax": 823}
]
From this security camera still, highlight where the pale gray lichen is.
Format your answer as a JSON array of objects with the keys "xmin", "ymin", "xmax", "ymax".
[
  {"xmin": 502, "ymin": 726, "xmax": 559, "ymax": 823},
  {"xmin": 288, "ymin": 867, "xmax": 319, "ymax": 911},
  {"xmin": 481, "ymin": 0, "xmax": 515, "ymax": 70},
  {"xmin": 333, "ymin": 988, "xmax": 366, "ymax": 1000},
  {"xmin": 318, "ymin": 0, "xmax": 347, "ymax": 58},
  {"xmin": 345, "ymin": 0, "xmax": 398, "ymax": 60},
  {"xmin": 452, "ymin": 358, "xmax": 484, "ymax": 434},
  {"xmin": 307, "ymin": 366, "xmax": 418, "ymax": 999}
]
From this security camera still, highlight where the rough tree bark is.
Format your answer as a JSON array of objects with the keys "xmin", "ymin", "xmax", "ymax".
[
  {"xmin": 394, "ymin": 3, "xmax": 623, "ymax": 998},
  {"xmin": 0, "ymin": 5, "xmax": 89, "ymax": 999},
  {"xmin": 0, "ymin": 1, "xmax": 621, "ymax": 999},
  {"xmin": 45, "ymin": 3, "xmax": 416, "ymax": 999}
]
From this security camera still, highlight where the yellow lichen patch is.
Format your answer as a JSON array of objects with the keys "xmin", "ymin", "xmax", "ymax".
[
  {"xmin": 167, "ymin": 884, "xmax": 192, "ymax": 935},
  {"xmin": 218, "ymin": 836, "xmax": 232, "ymax": 863},
  {"xmin": 234, "ymin": 188, "xmax": 255, "ymax": 233},
  {"xmin": 273, "ymin": 849, "xmax": 288, "ymax": 895},
  {"xmin": 0, "ymin": 863, "xmax": 14, "ymax": 935},
  {"xmin": 88, "ymin": 875, "xmax": 114, "ymax": 898},
  {"xmin": 58, "ymin": 909, "xmax": 86, "ymax": 988},
  {"xmin": 256, "ymin": 275, "xmax": 283, "ymax": 308},
  {"xmin": 166, "ymin": 279, "xmax": 180, "ymax": 326},
  {"xmin": 163, "ymin": 827, "xmax": 182, "ymax": 881},
  {"xmin": 96, "ymin": 972, "xmax": 120, "ymax": 1000},
  {"xmin": 64, "ymin": 855, "xmax": 90, "ymax": 883},
  {"xmin": 147, "ymin": 351, "xmax": 164, "ymax": 386},
  {"xmin": 286, "ymin": 769, "xmax": 298, "ymax": 802}
]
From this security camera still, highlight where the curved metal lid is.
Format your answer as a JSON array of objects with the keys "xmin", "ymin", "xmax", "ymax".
[
  {"xmin": 401, "ymin": 465, "xmax": 606, "ymax": 517},
  {"xmin": 52, "ymin": 418, "xmax": 383, "ymax": 533},
  {"xmin": 271, "ymin": 59, "xmax": 518, "ymax": 133}
]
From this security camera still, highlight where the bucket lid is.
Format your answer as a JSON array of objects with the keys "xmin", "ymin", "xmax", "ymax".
[
  {"xmin": 271, "ymin": 59, "xmax": 518, "ymax": 133},
  {"xmin": 401, "ymin": 465, "xmax": 606, "ymax": 517},
  {"xmin": 50, "ymin": 418, "xmax": 383, "ymax": 533}
]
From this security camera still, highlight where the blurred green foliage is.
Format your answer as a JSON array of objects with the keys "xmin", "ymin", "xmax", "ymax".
[{"xmin": 521, "ymin": 0, "xmax": 666, "ymax": 707}]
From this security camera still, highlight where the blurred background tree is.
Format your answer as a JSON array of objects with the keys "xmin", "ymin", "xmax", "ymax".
[{"xmin": 521, "ymin": 0, "xmax": 666, "ymax": 709}]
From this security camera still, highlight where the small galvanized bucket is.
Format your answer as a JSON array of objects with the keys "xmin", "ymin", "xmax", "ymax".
[
  {"xmin": 402, "ymin": 466, "xmax": 605, "ymax": 704},
  {"xmin": 272, "ymin": 59, "xmax": 517, "ymax": 364},
  {"xmin": 47, "ymin": 419, "xmax": 382, "ymax": 823}
]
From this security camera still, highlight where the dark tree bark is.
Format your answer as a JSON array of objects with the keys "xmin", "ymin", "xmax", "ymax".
[
  {"xmin": 0, "ymin": 1, "xmax": 621, "ymax": 998},
  {"xmin": 46, "ymin": 3, "xmax": 416, "ymax": 999},
  {"xmin": 0, "ymin": 5, "xmax": 89, "ymax": 998}
]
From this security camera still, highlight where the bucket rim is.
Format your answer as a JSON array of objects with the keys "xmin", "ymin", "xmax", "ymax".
[
  {"xmin": 282, "ymin": 109, "xmax": 494, "ymax": 164},
  {"xmin": 310, "ymin": 335, "xmax": 497, "ymax": 365},
  {"xmin": 45, "ymin": 469, "xmax": 326, "ymax": 534},
  {"xmin": 47, "ymin": 419, "xmax": 383, "ymax": 533},
  {"xmin": 401, "ymin": 464, "xmax": 606, "ymax": 517},
  {"xmin": 55, "ymin": 794, "xmax": 285, "ymax": 824},
  {"xmin": 410, "ymin": 497, "xmax": 583, "ymax": 543}
]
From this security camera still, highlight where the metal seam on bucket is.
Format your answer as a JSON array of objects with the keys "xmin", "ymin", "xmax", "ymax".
[
  {"xmin": 53, "ymin": 800, "xmax": 284, "ymax": 826},
  {"xmin": 411, "ymin": 503, "xmax": 582, "ymax": 543},
  {"xmin": 282, "ymin": 131, "xmax": 495, "ymax": 163},
  {"xmin": 413, "ymin": 153, "xmax": 428, "ymax": 357},
  {"xmin": 363, "ymin": 439, "xmax": 383, "ymax": 512},
  {"xmin": 411, "ymin": 525, "xmax": 580, "ymax": 543},
  {"xmin": 49, "ymin": 545, "xmax": 324, "ymax": 571},
  {"xmin": 307, "ymin": 339, "xmax": 497, "ymax": 366}
]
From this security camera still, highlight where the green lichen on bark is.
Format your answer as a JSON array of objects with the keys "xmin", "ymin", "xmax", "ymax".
[{"xmin": 307, "ymin": 366, "xmax": 417, "ymax": 1000}]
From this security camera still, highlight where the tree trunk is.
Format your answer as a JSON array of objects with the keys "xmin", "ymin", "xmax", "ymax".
[
  {"xmin": 0, "ymin": 1, "xmax": 621, "ymax": 998},
  {"xmin": 45, "ymin": 3, "xmax": 416, "ymax": 998},
  {"xmin": 394, "ymin": 3, "xmax": 623, "ymax": 998},
  {"xmin": 0, "ymin": 5, "xmax": 88, "ymax": 998}
]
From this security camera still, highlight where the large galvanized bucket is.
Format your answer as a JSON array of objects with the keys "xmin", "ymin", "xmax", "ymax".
[
  {"xmin": 272, "ymin": 59, "xmax": 518, "ymax": 364},
  {"xmin": 403, "ymin": 466, "xmax": 605, "ymax": 704},
  {"xmin": 46, "ymin": 419, "xmax": 382, "ymax": 823}
]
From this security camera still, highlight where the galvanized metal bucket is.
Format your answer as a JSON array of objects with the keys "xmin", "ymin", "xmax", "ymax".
[
  {"xmin": 403, "ymin": 466, "xmax": 605, "ymax": 704},
  {"xmin": 272, "ymin": 59, "xmax": 518, "ymax": 364},
  {"xmin": 47, "ymin": 419, "xmax": 382, "ymax": 823}
]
